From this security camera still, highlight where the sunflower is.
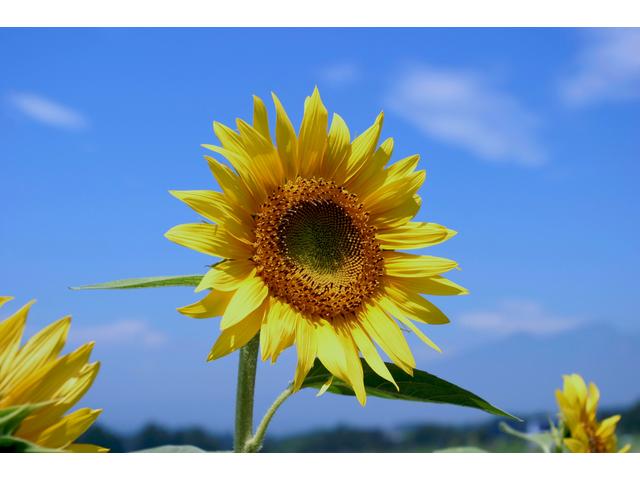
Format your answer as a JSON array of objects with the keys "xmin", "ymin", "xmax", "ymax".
[
  {"xmin": 0, "ymin": 296, "xmax": 105, "ymax": 452},
  {"xmin": 556, "ymin": 373, "xmax": 630, "ymax": 453},
  {"xmin": 166, "ymin": 88, "xmax": 466, "ymax": 405}
]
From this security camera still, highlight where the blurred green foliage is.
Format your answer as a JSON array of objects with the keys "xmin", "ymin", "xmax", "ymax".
[{"xmin": 78, "ymin": 400, "xmax": 640, "ymax": 453}]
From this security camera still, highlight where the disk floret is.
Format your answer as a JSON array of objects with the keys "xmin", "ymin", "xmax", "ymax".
[{"xmin": 253, "ymin": 177, "xmax": 384, "ymax": 319}]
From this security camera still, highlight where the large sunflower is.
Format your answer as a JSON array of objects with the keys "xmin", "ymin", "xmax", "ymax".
[
  {"xmin": 166, "ymin": 88, "xmax": 466, "ymax": 405},
  {"xmin": 0, "ymin": 296, "xmax": 105, "ymax": 452}
]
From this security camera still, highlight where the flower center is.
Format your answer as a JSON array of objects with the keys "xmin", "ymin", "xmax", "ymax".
[{"xmin": 253, "ymin": 177, "xmax": 384, "ymax": 319}]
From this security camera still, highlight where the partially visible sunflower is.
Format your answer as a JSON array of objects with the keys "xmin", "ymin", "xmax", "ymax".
[
  {"xmin": 166, "ymin": 88, "xmax": 467, "ymax": 405},
  {"xmin": 0, "ymin": 296, "xmax": 105, "ymax": 452},
  {"xmin": 556, "ymin": 373, "xmax": 630, "ymax": 453}
]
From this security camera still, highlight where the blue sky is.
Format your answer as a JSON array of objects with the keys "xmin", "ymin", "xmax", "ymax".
[{"xmin": 1, "ymin": 28, "xmax": 639, "ymax": 433}]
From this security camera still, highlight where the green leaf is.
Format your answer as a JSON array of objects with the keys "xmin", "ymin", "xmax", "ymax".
[
  {"xmin": 302, "ymin": 359, "xmax": 519, "ymax": 420},
  {"xmin": 499, "ymin": 422, "xmax": 556, "ymax": 453},
  {"xmin": 433, "ymin": 446, "xmax": 488, "ymax": 453},
  {"xmin": 0, "ymin": 435, "xmax": 58, "ymax": 453},
  {"xmin": 70, "ymin": 275, "xmax": 204, "ymax": 291},
  {"xmin": 0, "ymin": 403, "xmax": 51, "ymax": 436},
  {"xmin": 135, "ymin": 445, "xmax": 207, "ymax": 453}
]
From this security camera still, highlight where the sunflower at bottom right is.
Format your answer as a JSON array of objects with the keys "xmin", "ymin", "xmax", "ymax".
[{"xmin": 556, "ymin": 373, "xmax": 631, "ymax": 453}]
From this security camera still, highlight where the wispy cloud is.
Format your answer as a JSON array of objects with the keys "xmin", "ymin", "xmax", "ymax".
[
  {"xmin": 70, "ymin": 319, "xmax": 168, "ymax": 348},
  {"xmin": 386, "ymin": 65, "xmax": 546, "ymax": 167},
  {"xmin": 560, "ymin": 29, "xmax": 640, "ymax": 106},
  {"xmin": 317, "ymin": 62, "xmax": 360, "ymax": 87},
  {"xmin": 7, "ymin": 91, "xmax": 88, "ymax": 130},
  {"xmin": 459, "ymin": 299, "xmax": 580, "ymax": 336}
]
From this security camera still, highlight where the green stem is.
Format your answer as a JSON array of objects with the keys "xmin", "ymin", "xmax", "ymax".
[
  {"xmin": 234, "ymin": 334, "xmax": 260, "ymax": 452},
  {"xmin": 245, "ymin": 384, "xmax": 294, "ymax": 453}
]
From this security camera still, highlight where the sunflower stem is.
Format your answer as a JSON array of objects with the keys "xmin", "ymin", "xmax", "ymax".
[
  {"xmin": 234, "ymin": 334, "xmax": 260, "ymax": 453},
  {"xmin": 244, "ymin": 384, "xmax": 294, "ymax": 453}
]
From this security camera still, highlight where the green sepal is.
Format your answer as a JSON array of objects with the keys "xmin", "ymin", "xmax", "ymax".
[
  {"xmin": 70, "ymin": 275, "xmax": 204, "ymax": 291},
  {"xmin": 0, "ymin": 435, "xmax": 59, "ymax": 453},
  {"xmin": 302, "ymin": 359, "xmax": 519, "ymax": 420},
  {"xmin": 0, "ymin": 402, "xmax": 51, "ymax": 436},
  {"xmin": 499, "ymin": 421, "xmax": 558, "ymax": 452}
]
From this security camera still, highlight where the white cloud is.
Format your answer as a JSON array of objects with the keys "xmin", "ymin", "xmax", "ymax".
[
  {"xmin": 318, "ymin": 62, "xmax": 360, "ymax": 87},
  {"xmin": 560, "ymin": 29, "xmax": 640, "ymax": 106},
  {"xmin": 70, "ymin": 319, "xmax": 168, "ymax": 348},
  {"xmin": 459, "ymin": 299, "xmax": 580, "ymax": 336},
  {"xmin": 7, "ymin": 91, "xmax": 88, "ymax": 130},
  {"xmin": 386, "ymin": 65, "xmax": 546, "ymax": 167}
]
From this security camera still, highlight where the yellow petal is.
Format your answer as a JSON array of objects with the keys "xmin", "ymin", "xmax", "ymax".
[
  {"xmin": 165, "ymin": 223, "xmax": 251, "ymax": 259},
  {"xmin": 1, "ymin": 342, "xmax": 94, "ymax": 407},
  {"xmin": 67, "ymin": 443, "xmax": 109, "ymax": 453},
  {"xmin": 344, "ymin": 112, "xmax": 384, "ymax": 182},
  {"xmin": 293, "ymin": 314, "xmax": 318, "ymax": 391},
  {"xmin": 252, "ymin": 95, "xmax": 272, "ymax": 143},
  {"xmin": 380, "ymin": 299, "xmax": 442, "ymax": 352},
  {"xmin": 260, "ymin": 298, "xmax": 296, "ymax": 362},
  {"xmin": 169, "ymin": 189, "xmax": 233, "ymax": 222},
  {"xmin": 0, "ymin": 300, "xmax": 32, "ymax": 380},
  {"xmin": 203, "ymin": 144, "xmax": 265, "ymax": 205},
  {"xmin": 596, "ymin": 414, "xmax": 621, "ymax": 439},
  {"xmin": 384, "ymin": 251, "xmax": 458, "ymax": 278},
  {"xmin": 298, "ymin": 87, "xmax": 328, "ymax": 177},
  {"xmin": 0, "ymin": 296, "xmax": 13, "ymax": 308},
  {"xmin": 269, "ymin": 301, "xmax": 298, "ymax": 362},
  {"xmin": 345, "ymin": 137, "xmax": 393, "ymax": 196},
  {"xmin": 389, "ymin": 275, "xmax": 468, "ymax": 296},
  {"xmin": 314, "ymin": 321, "xmax": 367, "ymax": 404},
  {"xmin": 17, "ymin": 362, "xmax": 100, "ymax": 439},
  {"xmin": 196, "ymin": 261, "xmax": 256, "ymax": 293},
  {"xmin": 35, "ymin": 408, "xmax": 102, "ymax": 449},
  {"xmin": 349, "ymin": 321, "xmax": 398, "ymax": 389},
  {"xmin": 377, "ymin": 222, "xmax": 457, "ymax": 250},
  {"xmin": 316, "ymin": 321, "xmax": 350, "ymax": 385},
  {"xmin": 220, "ymin": 276, "xmax": 269, "ymax": 329},
  {"xmin": 386, "ymin": 154, "xmax": 420, "ymax": 182},
  {"xmin": 322, "ymin": 113, "xmax": 351, "ymax": 181},
  {"xmin": 382, "ymin": 285, "xmax": 450, "ymax": 325},
  {"xmin": 169, "ymin": 190, "xmax": 253, "ymax": 243},
  {"xmin": 364, "ymin": 170, "xmax": 425, "ymax": 215},
  {"xmin": 316, "ymin": 376, "xmax": 333, "ymax": 396},
  {"xmin": 213, "ymin": 121, "xmax": 247, "ymax": 157},
  {"xmin": 564, "ymin": 438, "xmax": 587, "ymax": 453},
  {"xmin": 207, "ymin": 305, "xmax": 264, "ymax": 361},
  {"xmin": 237, "ymin": 118, "xmax": 285, "ymax": 191},
  {"xmin": 271, "ymin": 92, "xmax": 298, "ymax": 179},
  {"xmin": 359, "ymin": 303, "xmax": 415, "ymax": 374},
  {"xmin": 370, "ymin": 193, "xmax": 421, "ymax": 230},
  {"xmin": 586, "ymin": 382, "xmax": 600, "ymax": 421},
  {"xmin": 177, "ymin": 290, "xmax": 235, "ymax": 319},
  {"xmin": 563, "ymin": 373, "xmax": 587, "ymax": 404},
  {"xmin": 0, "ymin": 316, "xmax": 71, "ymax": 393},
  {"xmin": 337, "ymin": 326, "xmax": 366, "ymax": 406},
  {"xmin": 204, "ymin": 155, "xmax": 256, "ymax": 211}
]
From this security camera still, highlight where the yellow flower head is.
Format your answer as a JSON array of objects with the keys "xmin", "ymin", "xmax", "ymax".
[
  {"xmin": 0, "ymin": 296, "xmax": 105, "ymax": 452},
  {"xmin": 166, "ymin": 89, "xmax": 467, "ymax": 405},
  {"xmin": 556, "ymin": 373, "xmax": 630, "ymax": 453}
]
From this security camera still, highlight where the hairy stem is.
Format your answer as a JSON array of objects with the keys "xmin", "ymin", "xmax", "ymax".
[
  {"xmin": 234, "ymin": 334, "xmax": 260, "ymax": 452},
  {"xmin": 245, "ymin": 384, "xmax": 295, "ymax": 453}
]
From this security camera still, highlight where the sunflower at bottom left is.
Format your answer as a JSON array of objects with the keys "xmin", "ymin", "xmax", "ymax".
[{"xmin": 0, "ymin": 296, "xmax": 106, "ymax": 453}]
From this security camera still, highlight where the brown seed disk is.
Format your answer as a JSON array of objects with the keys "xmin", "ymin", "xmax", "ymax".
[{"xmin": 252, "ymin": 177, "xmax": 384, "ymax": 319}]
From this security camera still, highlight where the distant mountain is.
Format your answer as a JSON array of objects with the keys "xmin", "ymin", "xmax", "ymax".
[{"xmin": 427, "ymin": 323, "xmax": 640, "ymax": 416}]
